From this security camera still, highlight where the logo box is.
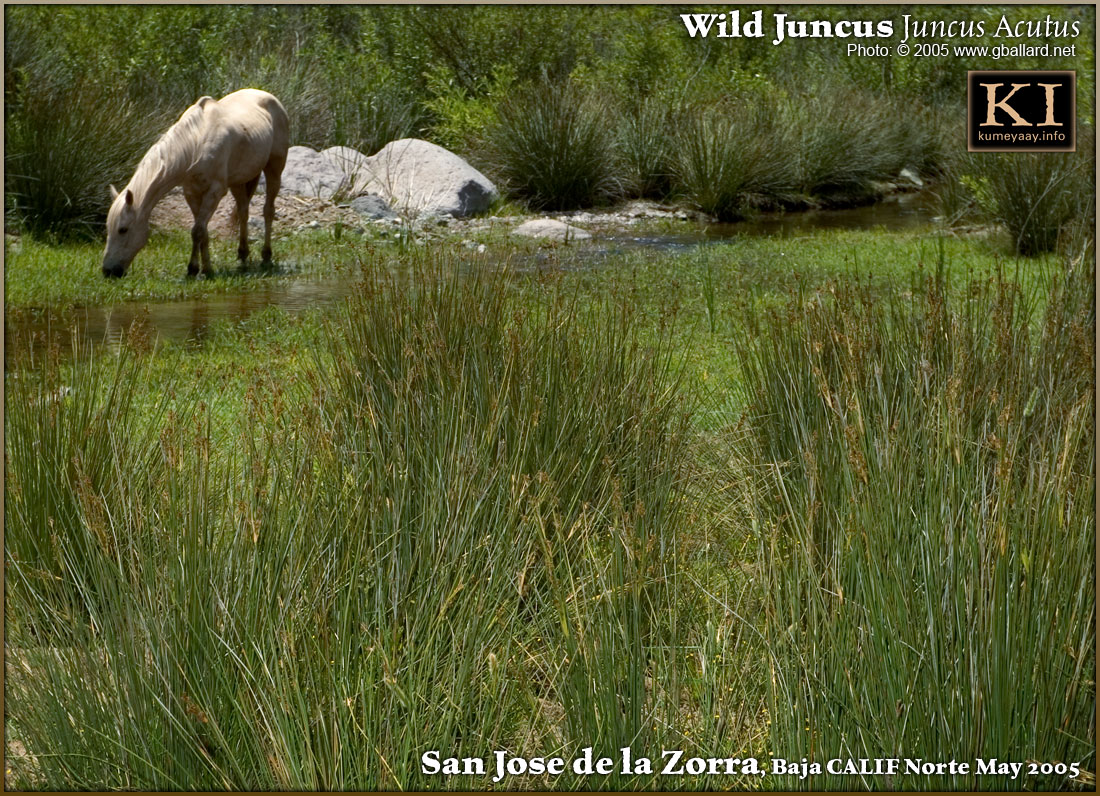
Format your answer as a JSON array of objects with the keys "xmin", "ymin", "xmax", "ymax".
[{"xmin": 967, "ymin": 70, "xmax": 1076, "ymax": 152}]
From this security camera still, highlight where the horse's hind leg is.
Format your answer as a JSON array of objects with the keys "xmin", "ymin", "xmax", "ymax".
[
  {"xmin": 231, "ymin": 177, "xmax": 259, "ymax": 262},
  {"xmin": 261, "ymin": 161, "xmax": 283, "ymax": 264}
]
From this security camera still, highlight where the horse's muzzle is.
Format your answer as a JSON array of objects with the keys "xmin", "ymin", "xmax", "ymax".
[{"xmin": 102, "ymin": 263, "xmax": 126, "ymax": 278}]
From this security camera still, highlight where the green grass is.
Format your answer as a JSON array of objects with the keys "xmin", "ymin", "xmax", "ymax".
[
  {"xmin": 5, "ymin": 227, "xmax": 1091, "ymax": 790},
  {"xmin": 4, "ymin": 230, "xmax": 374, "ymax": 310},
  {"xmin": 5, "ymin": 251, "xmax": 729, "ymax": 790}
]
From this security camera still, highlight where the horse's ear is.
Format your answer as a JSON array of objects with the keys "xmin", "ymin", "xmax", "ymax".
[
  {"xmin": 110, "ymin": 185, "xmax": 119, "ymax": 200},
  {"xmin": 124, "ymin": 189, "xmax": 134, "ymax": 206}
]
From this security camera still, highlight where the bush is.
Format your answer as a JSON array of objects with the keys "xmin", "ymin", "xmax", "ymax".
[
  {"xmin": 965, "ymin": 126, "xmax": 1095, "ymax": 255},
  {"xmin": 213, "ymin": 53, "xmax": 334, "ymax": 149},
  {"xmin": 5, "ymin": 76, "xmax": 167, "ymax": 240},
  {"xmin": 423, "ymin": 64, "xmax": 514, "ymax": 154},
  {"xmin": 614, "ymin": 96, "xmax": 675, "ymax": 199},
  {"xmin": 789, "ymin": 85, "xmax": 910, "ymax": 197},
  {"xmin": 334, "ymin": 87, "xmax": 421, "ymax": 155},
  {"xmin": 671, "ymin": 99, "xmax": 798, "ymax": 220},
  {"xmin": 479, "ymin": 79, "xmax": 622, "ymax": 210},
  {"xmin": 321, "ymin": 55, "xmax": 423, "ymax": 155}
]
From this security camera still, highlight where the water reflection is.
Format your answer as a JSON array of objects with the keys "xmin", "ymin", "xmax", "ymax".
[
  {"xmin": 606, "ymin": 191, "xmax": 938, "ymax": 251},
  {"xmin": 6, "ymin": 279, "xmax": 357, "ymax": 362}
]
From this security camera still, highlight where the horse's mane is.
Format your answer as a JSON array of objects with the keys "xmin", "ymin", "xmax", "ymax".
[{"xmin": 128, "ymin": 99, "xmax": 210, "ymax": 204}]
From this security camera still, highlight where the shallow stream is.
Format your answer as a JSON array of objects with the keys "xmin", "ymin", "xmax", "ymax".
[{"xmin": 6, "ymin": 193, "xmax": 938, "ymax": 360}]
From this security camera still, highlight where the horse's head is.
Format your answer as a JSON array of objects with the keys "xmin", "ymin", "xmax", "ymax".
[{"xmin": 102, "ymin": 186, "xmax": 149, "ymax": 278}]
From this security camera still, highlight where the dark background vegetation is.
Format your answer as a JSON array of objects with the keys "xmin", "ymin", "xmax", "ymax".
[{"xmin": 5, "ymin": 4, "xmax": 1095, "ymax": 248}]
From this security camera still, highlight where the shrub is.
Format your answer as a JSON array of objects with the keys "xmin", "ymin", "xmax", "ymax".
[
  {"xmin": 423, "ymin": 64, "xmax": 514, "ymax": 154},
  {"xmin": 789, "ymin": 85, "xmax": 909, "ymax": 198},
  {"xmin": 614, "ymin": 96, "xmax": 676, "ymax": 199},
  {"xmin": 213, "ymin": 53, "xmax": 334, "ymax": 149},
  {"xmin": 671, "ymin": 99, "xmax": 798, "ymax": 220},
  {"xmin": 330, "ymin": 85, "xmax": 421, "ymax": 155},
  {"xmin": 479, "ymin": 79, "xmax": 622, "ymax": 210},
  {"xmin": 5, "ymin": 76, "xmax": 167, "ymax": 240},
  {"xmin": 965, "ymin": 126, "xmax": 1094, "ymax": 255}
]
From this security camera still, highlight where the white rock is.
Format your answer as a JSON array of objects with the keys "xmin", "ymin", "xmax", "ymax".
[
  {"xmin": 278, "ymin": 146, "xmax": 354, "ymax": 199},
  {"xmin": 898, "ymin": 167, "xmax": 924, "ymax": 189},
  {"xmin": 512, "ymin": 219, "xmax": 592, "ymax": 242},
  {"xmin": 359, "ymin": 139, "xmax": 498, "ymax": 218}
]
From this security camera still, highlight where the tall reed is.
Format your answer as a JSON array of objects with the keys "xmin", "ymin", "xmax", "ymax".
[
  {"xmin": 736, "ymin": 252, "xmax": 1095, "ymax": 789},
  {"xmin": 6, "ymin": 255, "xmax": 697, "ymax": 789},
  {"xmin": 479, "ymin": 79, "xmax": 622, "ymax": 210},
  {"xmin": 5, "ymin": 77, "xmax": 166, "ymax": 240},
  {"xmin": 5, "ymin": 345, "xmax": 184, "ymax": 638}
]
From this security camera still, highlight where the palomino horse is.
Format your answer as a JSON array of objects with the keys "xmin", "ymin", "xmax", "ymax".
[{"xmin": 102, "ymin": 89, "xmax": 289, "ymax": 278}]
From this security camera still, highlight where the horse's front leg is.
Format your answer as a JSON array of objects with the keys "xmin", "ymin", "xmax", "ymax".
[{"xmin": 185, "ymin": 185, "xmax": 227, "ymax": 277}]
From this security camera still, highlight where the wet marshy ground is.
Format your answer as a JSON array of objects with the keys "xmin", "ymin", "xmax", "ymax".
[{"xmin": 6, "ymin": 193, "xmax": 939, "ymax": 361}]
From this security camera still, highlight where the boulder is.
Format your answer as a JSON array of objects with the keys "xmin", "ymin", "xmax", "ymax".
[
  {"xmin": 512, "ymin": 219, "xmax": 592, "ymax": 242},
  {"xmin": 272, "ymin": 140, "xmax": 497, "ymax": 218},
  {"xmin": 347, "ymin": 193, "xmax": 398, "ymax": 220},
  {"xmin": 278, "ymin": 145, "xmax": 354, "ymax": 199},
  {"xmin": 360, "ymin": 139, "xmax": 498, "ymax": 218}
]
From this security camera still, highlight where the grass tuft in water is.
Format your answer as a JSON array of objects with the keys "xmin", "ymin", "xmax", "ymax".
[{"xmin": 671, "ymin": 99, "xmax": 798, "ymax": 221}]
